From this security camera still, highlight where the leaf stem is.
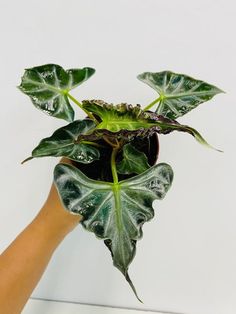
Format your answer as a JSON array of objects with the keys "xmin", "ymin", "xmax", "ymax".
[
  {"xmin": 144, "ymin": 96, "xmax": 161, "ymax": 111},
  {"xmin": 67, "ymin": 93, "xmax": 98, "ymax": 123},
  {"xmin": 111, "ymin": 147, "xmax": 119, "ymax": 184},
  {"xmin": 80, "ymin": 140, "xmax": 105, "ymax": 148}
]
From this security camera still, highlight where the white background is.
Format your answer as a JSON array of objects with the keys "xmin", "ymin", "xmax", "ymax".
[{"xmin": 0, "ymin": 1, "xmax": 235, "ymax": 314}]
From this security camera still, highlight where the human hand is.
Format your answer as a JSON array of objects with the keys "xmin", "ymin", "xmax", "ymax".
[
  {"xmin": 35, "ymin": 157, "xmax": 82, "ymax": 235},
  {"xmin": 0, "ymin": 159, "xmax": 82, "ymax": 314}
]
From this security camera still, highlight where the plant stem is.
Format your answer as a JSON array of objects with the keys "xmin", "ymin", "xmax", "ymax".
[
  {"xmin": 80, "ymin": 141, "xmax": 105, "ymax": 148},
  {"xmin": 143, "ymin": 96, "xmax": 161, "ymax": 111},
  {"xmin": 111, "ymin": 147, "xmax": 119, "ymax": 184},
  {"xmin": 67, "ymin": 93, "xmax": 98, "ymax": 123}
]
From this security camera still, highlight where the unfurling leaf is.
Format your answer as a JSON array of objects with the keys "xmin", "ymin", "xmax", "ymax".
[
  {"xmin": 19, "ymin": 64, "xmax": 95, "ymax": 122},
  {"xmin": 82, "ymin": 100, "xmax": 147, "ymax": 131},
  {"xmin": 22, "ymin": 119, "xmax": 100, "ymax": 164},
  {"xmin": 137, "ymin": 71, "xmax": 223, "ymax": 119},
  {"xmin": 117, "ymin": 143, "xmax": 150, "ymax": 175},
  {"xmin": 54, "ymin": 162, "xmax": 174, "ymax": 301},
  {"xmin": 82, "ymin": 100, "xmax": 219, "ymax": 150}
]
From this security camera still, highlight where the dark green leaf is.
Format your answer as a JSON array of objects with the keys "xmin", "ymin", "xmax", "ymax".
[
  {"xmin": 19, "ymin": 64, "xmax": 95, "ymax": 122},
  {"xmin": 117, "ymin": 143, "xmax": 150, "ymax": 175},
  {"xmin": 158, "ymin": 122, "xmax": 223, "ymax": 152},
  {"xmin": 137, "ymin": 71, "xmax": 223, "ymax": 119},
  {"xmin": 54, "ymin": 162, "xmax": 174, "ymax": 301},
  {"xmin": 22, "ymin": 119, "xmax": 100, "ymax": 164}
]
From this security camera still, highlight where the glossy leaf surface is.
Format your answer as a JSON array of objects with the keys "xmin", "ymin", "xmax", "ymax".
[
  {"xmin": 83, "ymin": 100, "xmax": 149, "ymax": 131},
  {"xmin": 82, "ymin": 100, "xmax": 218, "ymax": 150},
  {"xmin": 19, "ymin": 64, "xmax": 95, "ymax": 122},
  {"xmin": 117, "ymin": 143, "xmax": 150, "ymax": 175},
  {"xmin": 54, "ymin": 162, "xmax": 174, "ymax": 301},
  {"xmin": 23, "ymin": 119, "xmax": 100, "ymax": 163},
  {"xmin": 137, "ymin": 71, "xmax": 223, "ymax": 119}
]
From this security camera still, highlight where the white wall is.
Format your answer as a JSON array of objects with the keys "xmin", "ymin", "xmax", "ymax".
[{"xmin": 0, "ymin": 1, "xmax": 235, "ymax": 314}]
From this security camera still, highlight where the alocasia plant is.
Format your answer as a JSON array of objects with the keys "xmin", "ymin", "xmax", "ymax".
[{"xmin": 19, "ymin": 64, "xmax": 223, "ymax": 301}]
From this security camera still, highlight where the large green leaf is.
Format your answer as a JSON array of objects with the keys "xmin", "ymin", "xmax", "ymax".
[
  {"xmin": 82, "ymin": 100, "xmax": 220, "ymax": 151},
  {"xmin": 54, "ymin": 162, "xmax": 174, "ymax": 301},
  {"xmin": 117, "ymin": 143, "xmax": 150, "ymax": 175},
  {"xmin": 137, "ymin": 71, "xmax": 223, "ymax": 119},
  {"xmin": 22, "ymin": 119, "xmax": 100, "ymax": 164},
  {"xmin": 19, "ymin": 64, "xmax": 95, "ymax": 122}
]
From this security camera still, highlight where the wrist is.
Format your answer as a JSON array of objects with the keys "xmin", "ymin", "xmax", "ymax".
[
  {"xmin": 36, "ymin": 182, "xmax": 82, "ymax": 237},
  {"xmin": 34, "ymin": 205, "xmax": 82, "ymax": 239}
]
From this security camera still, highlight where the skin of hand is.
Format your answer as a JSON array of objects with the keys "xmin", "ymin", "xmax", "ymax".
[{"xmin": 0, "ymin": 158, "xmax": 82, "ymax": 314}]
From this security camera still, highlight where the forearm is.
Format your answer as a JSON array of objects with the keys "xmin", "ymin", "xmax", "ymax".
[{"xmin": 0, "ymin": 184, "xmax": 81, "ymax": 314}]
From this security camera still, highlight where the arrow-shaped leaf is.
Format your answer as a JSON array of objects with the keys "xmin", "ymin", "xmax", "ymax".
[
  {"xmin": 117, "ymin": 143, "xmax": 150, "ymax": 175},
  {"xmin": 19, "ymin": 64, "xmax": 95, "ymax": 122},
  {"xmin": 54, "ymin": 162, "xmax": 174, "ymax": 301},
  {"xmin": 137, "ymin": 71, "xmax": 223, "ymax": 119},
  {"xmin": 22, "ymin": 119, "xmax": 100, "ymax": 164}
]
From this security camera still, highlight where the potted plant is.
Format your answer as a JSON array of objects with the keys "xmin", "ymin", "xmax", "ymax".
[{"xmin": 19, "ymin": 64, "xmax": 223, "ymax": 301}]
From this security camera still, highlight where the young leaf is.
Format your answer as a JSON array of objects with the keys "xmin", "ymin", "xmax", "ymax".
[
  {"xmin": 22, "ymin": 119, "xmax": 100, "ymax": 164},
  {"xmin": 19, "ymin": 64, "xmax": 95, "ymax": 122},
  {"xmin": 82, "ymin": 100, "xmax": 220, "ymax": 151},
  {"xmin": 82, "ymin": 100, "xmax": 146, "ymax": 131},
  {"xmin": 117, "ymin": 143, "xmax": 150, "ymax": 175},
  {"xmin": 54, "ymin": 162, "xmax": 174, "ymax": 301},
  {"xmin": 137, "ymin": 71, "xmax": 223, "ymax": 119}
]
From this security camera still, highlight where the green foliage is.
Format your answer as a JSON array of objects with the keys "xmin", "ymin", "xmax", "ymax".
[
  {"xmin": 82, "ymin": 100, "xmax": 147, "ymax": 131},
  {"xmin": 117, "ymin": 143, "xmax": 150, "ymax": 175},
  {"xmin": 19, "ymin": 64, "xmax": 95, "ymax": 122},
  {"xmin": 54, "ymin": 162, "xmax": 174, "ymax": 301},
  {"xmin": 82, "ymin": 100, "xmax": 219, "ymax": 150},
  {"xmin": 22, "ymin": 120, "xmax": 100, "ymax": 164},
  {"xmin": 19, "ymin": 64, "xmax": 223, "ymax": 301},
  {"xmin": 137, "ymin": 71, "xmax": 223, "ymax": 119}
]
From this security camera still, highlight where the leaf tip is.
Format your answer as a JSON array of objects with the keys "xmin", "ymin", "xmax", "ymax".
[
  {"xmin": 86, "ymin": 67, "xmax": 96, "ymax": 75},
  {"xmin": 136, "ymin": 72, "xmax": 145, "ymax": 81},
  {"xmin": 205, "ymin": 143, "xmax": 223, "ymax": 153},
  {"xmin": 216, "ymin": 87, "xmax": 226, "ymax": 95},
  {"xmin": 21, "ymin": 156, "xmax": 33, "ymax": 164},
  {"xmin": 125, "ymin": 272, "xmax": 143, "ymax": 303}
]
